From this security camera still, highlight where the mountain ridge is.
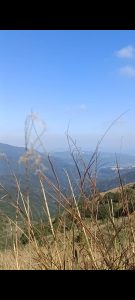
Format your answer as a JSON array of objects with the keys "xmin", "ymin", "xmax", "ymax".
[{"xmin": 0, "ymin": 142, "xmax": 135, "ymax": 218}]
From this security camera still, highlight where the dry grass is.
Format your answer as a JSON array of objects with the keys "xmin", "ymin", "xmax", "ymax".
[
  {"xmin": 0, "ymin": 112, "xmax": 135, "ymax": 270},
  {"xmin": 0, "ymin": 213, "xmax": 135, "ymax": 270}
]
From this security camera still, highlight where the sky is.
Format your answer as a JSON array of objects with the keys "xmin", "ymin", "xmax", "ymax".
[{"xmin": 0, "ymin": 30, "xmax": 135, "ymax": 153}]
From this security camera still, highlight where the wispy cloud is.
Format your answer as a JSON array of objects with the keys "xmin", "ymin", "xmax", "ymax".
[
  {"xmin": 116, "ymin": 45, "xmax": 135, "ymax": 58},
  {"xmin": 79, "ymin": 104, "xmax": 87, "ymax": 111},
  {"xmin": 65, "ymin": 103, "xmax": 87, "ymax": 114},
  {"xmin": 118, "ymin": 65, "xmax": 135, "ymax": 78}
]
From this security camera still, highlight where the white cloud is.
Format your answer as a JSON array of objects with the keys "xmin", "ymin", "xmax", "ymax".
[
  {"xmin": 64, "ymin": 104, "xmax": 87, "ymax": 114},
  {"xmin": 118, "ymin": 65, "xmax": 135, "ymax": 78},
  {"xmin": 79, "ymin": 104, "xmax": 87, "ymax": 111},
  {"xmin": 116, "ymin": 45, "xmax": 135, "ymax": 58}
]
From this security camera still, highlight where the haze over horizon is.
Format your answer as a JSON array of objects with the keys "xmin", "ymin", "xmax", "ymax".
[{"xmin": 1, "ymin": 30, "xmax": 135, "ymax": 154}]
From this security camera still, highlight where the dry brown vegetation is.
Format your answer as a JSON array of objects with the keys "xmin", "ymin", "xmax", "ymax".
[{"xmin": 0, "ymin": 113, "xmax": 135, "ymax": 270}]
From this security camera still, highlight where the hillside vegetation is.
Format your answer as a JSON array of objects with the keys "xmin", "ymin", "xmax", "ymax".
[{"xmin": 0, "ymin": 115, "xmax": 135, "ymax": 270}]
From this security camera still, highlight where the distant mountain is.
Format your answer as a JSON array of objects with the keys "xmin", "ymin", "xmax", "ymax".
[
  {"xmin": 97, "ymin": 167, "xmax": 135, "ymax": 192},
  {"xmin": 0, "ymin": 143, "xmax": 135, "ymax": 218},
  {"xmin": 51, "ymin": 150, "xmax": 135, "ymax": 168},
  {"xmin": 0, "ymin": 143, "xmax": 25, "ymax": 174},
  {"xmin": 0, "ymin": 143, "xmax": 24, "ymax": 155}
]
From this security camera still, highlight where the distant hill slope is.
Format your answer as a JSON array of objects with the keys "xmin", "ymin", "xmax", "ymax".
[
  {"xmin": 83, "ymin": 181, "xmax": 135, "ymax": 220},
  {"xmin": 0, "ymin": 143, "xmax": 135, "ymax": 218},
  {"xmin": 0, "ymin": 143, "xmax": 24, "ymax": 155},
  {"xmin": 97, "ymin": 167, "xmax": 135, "ymax": 192},
  {"xmin": 0, "ymin": 143, "xmax": 25, "ymax": 174},
  {"xmin": 100, "ymin": 181, "xmax": 135, "ymax": 196}
]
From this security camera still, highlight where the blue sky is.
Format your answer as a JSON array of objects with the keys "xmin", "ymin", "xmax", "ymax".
[{"xmin": 0, "ymin": 30, "xmax": 135, "ymax": 153}]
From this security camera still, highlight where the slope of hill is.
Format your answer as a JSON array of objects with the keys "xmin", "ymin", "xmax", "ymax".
[{"xmin": 1, "ymin": 143, "xmax": 135, "ymax": 218}]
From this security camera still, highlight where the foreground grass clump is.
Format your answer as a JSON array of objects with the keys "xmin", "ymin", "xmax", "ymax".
[
  {"xmin": 0, "ymin": 180, "xmax": 135, "ymax": 270},
  {"xmin": 0, "ymin": 114, "xmax": 135, "ymax": 270},
  {"xmin": 0, "ymin": 210, "xmax": 135, "ymax": 270}
]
